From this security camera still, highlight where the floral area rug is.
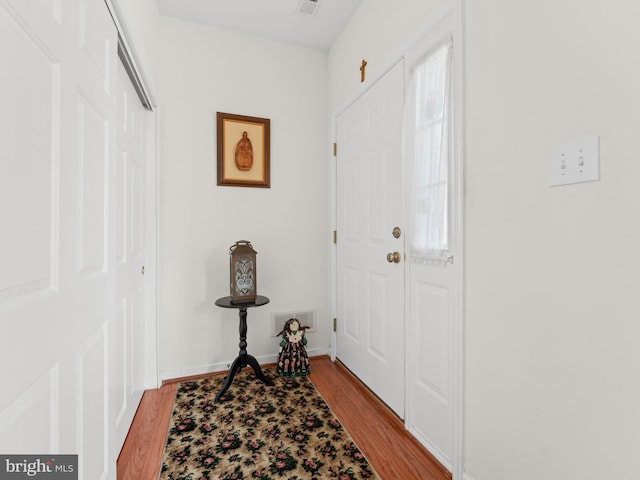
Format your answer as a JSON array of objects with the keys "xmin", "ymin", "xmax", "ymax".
[{"xmin": 159, "ymin": 366, "xmax": 381, "ymax": 480}]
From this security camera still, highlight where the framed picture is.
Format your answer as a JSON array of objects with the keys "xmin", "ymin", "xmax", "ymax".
[{"xmin": 216, "ymin": 112, "xmax": 270, "ymax": 188}]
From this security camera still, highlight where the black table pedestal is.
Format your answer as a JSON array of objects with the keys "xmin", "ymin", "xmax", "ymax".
[{"xmin": 214, "ymin": 295, "xmax": 274, "ymax": 401}]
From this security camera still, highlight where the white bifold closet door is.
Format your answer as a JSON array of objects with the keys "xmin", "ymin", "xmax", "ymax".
[{"xmin": 0, "ymin": 0, "xmax": 151, "ymax": 478}]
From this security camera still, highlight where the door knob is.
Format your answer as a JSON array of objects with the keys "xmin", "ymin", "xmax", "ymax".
[{"xmin": 386, "ymin": 252, "xmax": 401, "ymax": 263}]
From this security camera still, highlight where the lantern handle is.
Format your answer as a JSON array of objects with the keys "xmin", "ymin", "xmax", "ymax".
[{"xmin": 229, "ymin": 240, "xmax": 253, "ymax": 252}]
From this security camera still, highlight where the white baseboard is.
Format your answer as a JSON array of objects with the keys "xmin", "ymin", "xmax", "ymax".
[
  {"xmin": 462, "ymin": 472, "xmax": 477, "ymax": 480},
  {"xmin": 161, "ymin": 346, "xmax": 330, "ymax": 382}
]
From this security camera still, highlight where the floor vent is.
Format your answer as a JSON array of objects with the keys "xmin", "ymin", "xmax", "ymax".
[
  {"xmin": 272, "ymin": 309, "xmax": 316, "ymax": 336},
  {"xmin": 297, "ymin": 0, "xmax": 321, "ymax": 17}
]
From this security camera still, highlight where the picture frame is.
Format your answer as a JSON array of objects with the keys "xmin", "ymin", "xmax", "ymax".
[{"xmin": 216, "ymin": 112, "xmax": 271, "ymax": 188}]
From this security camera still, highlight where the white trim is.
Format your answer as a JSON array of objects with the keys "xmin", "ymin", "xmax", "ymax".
[
  {"xmin": 160, "ymin": 346, "xmax": 331, "ymax": 382},
  {"xmin": 155, "ymin": 106, "xmax": 165, "ymax": 388},
  {"xmin": 329, "ymin": 123, "xmax": 337, "ymax": 363},
  {"xmin": 452, "ymin": 1, "xmax": 466, "ymax": 479},
  {"xmin": 143, "ymin": 107, "xmax": 160, "ymax": 389}
]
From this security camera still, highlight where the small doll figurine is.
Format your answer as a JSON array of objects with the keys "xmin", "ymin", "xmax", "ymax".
[{"xmin": 276, "ymin": 318, "xmax": 310, "ymax": 378}]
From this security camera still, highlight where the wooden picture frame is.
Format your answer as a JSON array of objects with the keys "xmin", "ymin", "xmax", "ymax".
[{"xmin": 216, "ymin": 112, "xmax": 270, "ymax": 188}]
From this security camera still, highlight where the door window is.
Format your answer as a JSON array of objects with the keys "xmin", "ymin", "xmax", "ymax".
[{"xmin": 406, "ymin": 42, "xmax": 452, "ymax": 261}]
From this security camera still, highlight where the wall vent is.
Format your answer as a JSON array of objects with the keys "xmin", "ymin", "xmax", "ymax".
[
  {"xmin": 296, "ymin": 0, "xmax": 321, "ymax": 17},
  {"xmin": 271, "ymin": 309, "xmax": 316, "ymax": 336}
]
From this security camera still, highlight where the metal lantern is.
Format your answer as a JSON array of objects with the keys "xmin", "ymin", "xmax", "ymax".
[{"xmin": 229, "ymin": 240, "xmax": 257, "ymax": 303}]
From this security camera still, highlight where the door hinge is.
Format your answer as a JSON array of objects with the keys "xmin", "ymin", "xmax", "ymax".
[
  {"xmin": 333, "ymin": 142, "xmax": 337, "ymax": 156},
  {"xmin": 333, "ymin": 318, "xmax": 337, "ymax": 332},
  {"xmin": 332, "ymin": 230, "xmax": 337, "ymax": 244}
]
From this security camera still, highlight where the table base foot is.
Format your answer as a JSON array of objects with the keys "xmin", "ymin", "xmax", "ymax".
[{"xmin": 215, "ymin": 354, "xmax": 274, "ymax": 401}]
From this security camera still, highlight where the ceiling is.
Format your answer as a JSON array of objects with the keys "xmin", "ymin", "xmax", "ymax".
[{"xmin": 157, "ymin": 0, "xmax": 362, "ymax": 51}]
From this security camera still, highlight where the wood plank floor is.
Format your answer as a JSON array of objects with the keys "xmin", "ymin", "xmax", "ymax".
[{"xmin": 117, "ymin": 355, "xmax": 451, "ymax": 480}]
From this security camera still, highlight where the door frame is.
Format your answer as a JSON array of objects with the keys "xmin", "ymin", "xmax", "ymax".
[
  {"xmin": 143, "ymin": 108, "xmax": 160, "ymax": 389},
  {"xmin": 450, "ymin": 2, "xmax": 464, "ymax": 478},
  {"xmin": 330, "ymin": 2, "xmax": 465, "ymax": 478}
]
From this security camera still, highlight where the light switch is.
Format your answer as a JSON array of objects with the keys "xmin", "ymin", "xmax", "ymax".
[{"xmin": 550, "ymin": 136, "xmax": 600, "ymax": 186}]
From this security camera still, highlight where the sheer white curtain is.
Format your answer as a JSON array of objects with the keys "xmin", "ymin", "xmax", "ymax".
[{"xmin": 405, "ymin": 41, "xmax": 452, "ymax": 263}]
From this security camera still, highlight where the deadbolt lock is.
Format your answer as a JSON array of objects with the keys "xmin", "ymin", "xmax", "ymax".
[{"xmin": 392, "ymin": 226, "xmax": 401, "ymax": 238}]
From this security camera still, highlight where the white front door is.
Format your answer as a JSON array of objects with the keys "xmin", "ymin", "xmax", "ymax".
[{"xmin": 336, "ymin": 61, "xmax": 405, "ymax": 417}]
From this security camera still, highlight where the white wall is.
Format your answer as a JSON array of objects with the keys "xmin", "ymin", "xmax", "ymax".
[
  {"xmin": 157, "ymin": 17, "xmax": 330, "ymax": 377},
  {"xmin": 464, "ymin": 1, "xmax": 640, "ymax": 479},
  {"xmin": 331, "ymin": 1, "xmax": 640, "ymax": 479},
  {"xmin": 328, "ymin": 0, "xmax": 450, "ymax": 113}
]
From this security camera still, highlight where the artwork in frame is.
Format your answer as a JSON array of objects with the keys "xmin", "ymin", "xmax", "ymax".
[{"xmin": 216, "ymin": 112, "xmax": 271, "ymax": 188}]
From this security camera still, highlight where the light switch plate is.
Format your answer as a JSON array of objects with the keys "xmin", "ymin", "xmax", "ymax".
[{"xmin": 550, "ymin": 136, "xmax": 600, "ymax": 186}]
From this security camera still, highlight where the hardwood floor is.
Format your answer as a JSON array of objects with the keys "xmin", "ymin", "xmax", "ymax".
[
  {"xmin": 116, "ymin": 380, "xmax": 178, "ymax": 480},
  {"xmin": 117, "ymin": 355, "xmax": 451, "ymax": 480}
]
